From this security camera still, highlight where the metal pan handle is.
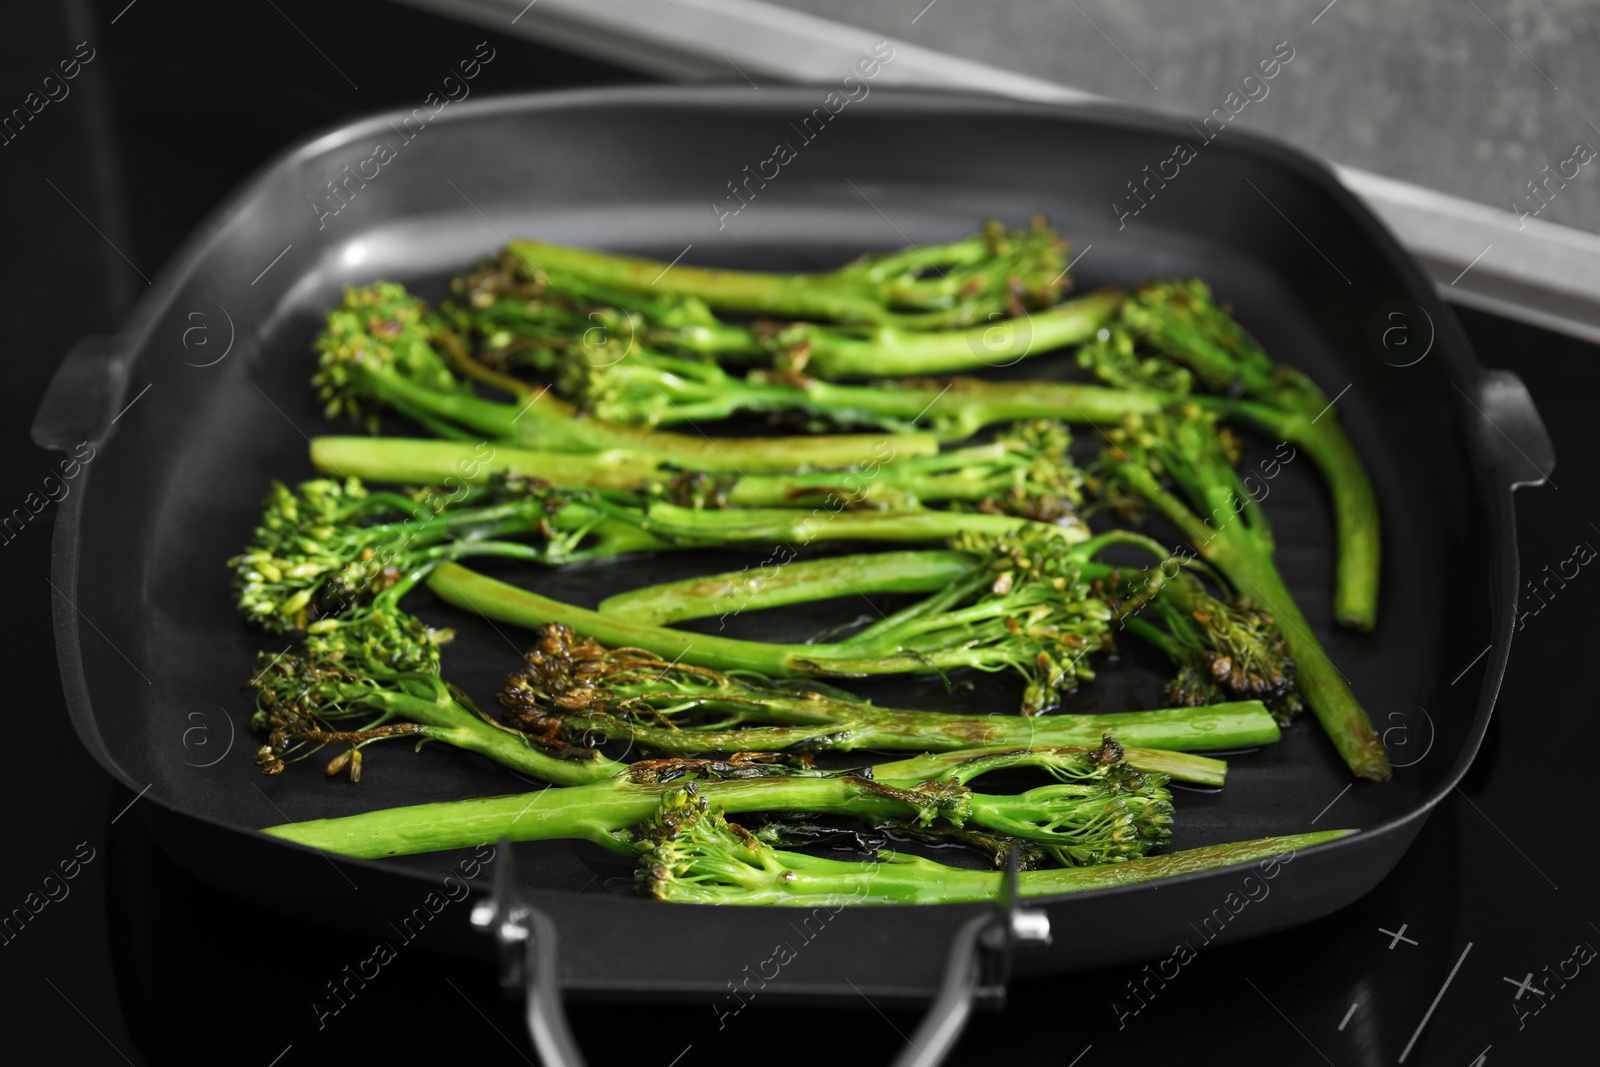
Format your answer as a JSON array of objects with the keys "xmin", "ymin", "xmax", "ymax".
[
  {"xmin": 1461, "ymin": 369, "xmax": 1555, "ymax": 491},
  {"xmin": 891, "ymin": 848, "xmax": 1052, "ymax": 1067},
  {"xmin": 475, "ymin": 844, "xmax": 1051, "ymax": 1067},
  {"xmin": 31, "ymin": 335, "xmax": 132, "ymax": 452},
  {"xmin": 471, "ymin": 842, "xmax": 589, "ymax": 1067}
]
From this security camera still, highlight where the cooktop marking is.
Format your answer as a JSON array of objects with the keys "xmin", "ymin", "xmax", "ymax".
[
  {"xmin": 1502, "ymin": 973, "xmax": 1538, "ymax": 999},
  {"xmin": 1380, "ymin": 923, "xmax": 1418, "ymax": 949},
  {"xmin": 1398, "ymin": 941, "xmax": 1473, "ymax": 1062}
]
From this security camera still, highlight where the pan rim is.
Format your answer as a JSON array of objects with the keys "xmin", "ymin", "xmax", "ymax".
[{"xmin": 47, "ymin": 82, "xmax": 1519, "ymax": 912}]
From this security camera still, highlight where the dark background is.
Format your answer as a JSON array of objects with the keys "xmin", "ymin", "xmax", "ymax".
[{"xmin": 1, "ymin": 2, "xmax": 1594, "ymax": 1064}]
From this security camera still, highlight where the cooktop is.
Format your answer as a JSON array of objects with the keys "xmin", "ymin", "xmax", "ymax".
[{"xmin": 1, "ymin": 2, "xmax": 1592, "ymax": 1064}]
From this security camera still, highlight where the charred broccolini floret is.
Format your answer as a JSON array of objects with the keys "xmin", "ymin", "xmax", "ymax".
[
  {"xmin": 1119, "ymin": 569, "xmax": 1303, "ymax": 725},
  {"xmin": 227, "ymin": 473, "xmax": 662, "ymax": 638},
  {"xmin": 247, "ymin": 623, "xmax": 624, "ymax": 785}
]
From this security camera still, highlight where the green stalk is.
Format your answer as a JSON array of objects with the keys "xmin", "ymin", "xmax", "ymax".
[
  {"xmin": 428, "ymin": 561, "xmax": 1048, "ymax": 677},
  {"xmin": 466, "ymin": 284, "xmax": 1117, "ymax": 379},
  {"xmin": 607, "ymin": 499, "xmax": 1077, "ymax": 549},
  {"xmin": 315, "ymin": 282, "xmax": 939, "ymax": 472},
  {"xmin": 310, "ymin": 422, "xmax": 1086, "ymax": 516},
  {"xmin": 506, "ymin": 223, "xmax": 1073, "ymax": 329},
  {"xmin": 871, "ymin": 745, "xmax": 1226, "ymax": 787},
  {"xmin": 1226, "ymin": 401, "xmax": 1378, "ymax": 631},
  {"xmin": 776, "ymin": 292, "xmax": 1120, "ymax": 377},
  {"xmin": 481, "ymin": 363, "xmax": 1375, "ymax": 633},
  {"xmin": 499, "ymin": 625, "xmax": 1278, "ymax": 759},
  {"xmin": 589, "ymin": 369, "xmax": 1168, "ymax": 440},
  {"xmin": 645, "ymin": 826, "xmax": 1356, "ymax": 906},
  {"xmin": 340, "ymin": 690, "xmax": 626, "ymax": 787},
  {"xmin": 311, "ymin": 436, "xmax": 671, "ymax": 494},
  {"xmin": 301, "ymin": 443, "xmax": 1081, "ymax": 556},
  {"xmin": 262, "ymin": 768, "xmax": 1119, "ymax": 860},
  {"xmin": 521, "ymin": 702, "xmax": 1274, "ymax": 769},
  {"xmin": 1110, "ymin": 435, "xmax": 1387, "ymax": 780},
  {"xmin": 356, "ymin": 360, "xmax": 932, "ymax": 471},
  {"xmin": 596, "ymin": 550, "xmax": 978, "ymax": 625},
  {"xmin": 428, "ymin": 561, "xmax": 912, "ymax": 674},
  {"xmin": 596, "ymin": 532, "xmax": 1151, "ymax": 626},
  {"xmin": 432, "ymin": 546, "xmax": 1114, "ymax": 714}
]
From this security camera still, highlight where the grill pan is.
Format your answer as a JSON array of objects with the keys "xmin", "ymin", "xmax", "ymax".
[{"xmin": 34, "ymin": 86, "xmax": 1552, "ymax": 1010}]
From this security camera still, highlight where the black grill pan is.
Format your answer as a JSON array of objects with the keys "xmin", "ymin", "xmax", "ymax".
[{"xmin": 33, "ymin": 85, "xmax": 1552, "ymax": 1004}]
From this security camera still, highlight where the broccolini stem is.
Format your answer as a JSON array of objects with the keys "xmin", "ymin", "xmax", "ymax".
[
  {"xmin": 871, "ymin": 744, "xmax": 1227, "ymax": 787},
  {"xmin": 498, "ymin": 626, "xmax": 1280, "ymax": 759},
  {"xmin": 645, "ymin": 826, "xmax": 1355, "ymax": 906},
  {"xmin": 314, "ymin": 282, "xmax": 940, "ymax": 470},
  {"xmin": 427, "ymin": 562, "xmax": 1038, "ymax": 677},
  {"xmin": 1225, "ymin": 400, "xmax": 1379, "ymax": 631},
  {"xmin": 1111, "ymin": 453, "xmax": 1387, "ymax": 780},
  {"xmin": 610, "ymin": 500, "xmax": 1082, "ymax": 549},
  {"xmin": 777, "ymin": 291, "xmax": 1121, "ymax": 377},
  {"xmin": 427, "ymin": 561, "xmax": 904, "ymax": 675},
  {"xmin": 310, "ymin": 430, "xmax": 1083, "ymax": 517},
  {"xmin": 355, "ymin": 692, "xmax": 625, "ymax": 786},
  {"xmin": 360, "ymin": 361, "xmax": 933, "ymax": 471},
  {"xmin": 261, "ymin": 768, "xmax": 1132, "ymax": 860},
  {"xmin": 522, "ymin": 702, "xmax": 1277, "ymax": 763},
  {"xmin": 595, "ymin": 550, "xmax": 978, "ymax": 625},
  {"xmin": 311, "ymin": 436, "xmax": 671, "ymax": 494},
  {"xmin": 597, "ymin": 532, "xmax": 1160, "ymax": 628},
  {"xmin": 505, "ymin": 221, "xmax": 1073, "ymax": 330},
  {"xmin": 430, "ymin": 551, "xmax": 1112, "ymax": 712}
]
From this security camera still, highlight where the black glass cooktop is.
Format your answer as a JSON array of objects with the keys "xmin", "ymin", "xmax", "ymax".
[{"xmin": 2, "ymin": 3, "xmax": 1593, "ymax": 1064}]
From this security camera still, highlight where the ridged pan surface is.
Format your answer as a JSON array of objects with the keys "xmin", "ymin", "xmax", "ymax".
[{"xmin": 51, "ymin": 86, "xmax": 1509, "ymax": 998}]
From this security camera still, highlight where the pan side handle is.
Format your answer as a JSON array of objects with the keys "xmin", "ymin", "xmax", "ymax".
[
  {"xmin": 1450, "ymin": 367, "xmax": 1553, "ymax": 773},
  {"xmin": 1460, "ymin": 369, "xmax": 1555, "ymax": 491},
  {"xmin": 31, "ymin": 335, "xmax": 131, "ymax": 452}
]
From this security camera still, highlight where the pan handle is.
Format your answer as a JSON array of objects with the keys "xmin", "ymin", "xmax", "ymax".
[
  {"xmin": 471, "ymin": 842, "xmax": 587, "ymax": 1067},
  {"xmin": 473, "ymin": 843, "xmax": 1050, "ymax": 1067},
  {"xmin": 31, "ymin": 335, "xmax": 132, "ymax": 451},
  {"xmin": 1462, "ymin": 369, "xmax": 1555, "ymax": 490},
  {"xmin": 890, "ymin": 848, "xmax": 1052, "ymax": 1067}
]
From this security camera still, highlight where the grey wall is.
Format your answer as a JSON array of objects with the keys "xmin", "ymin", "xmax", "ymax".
[{"xmin": 775, "ymin": 0, "xmax": 1600, "ymax": 233}]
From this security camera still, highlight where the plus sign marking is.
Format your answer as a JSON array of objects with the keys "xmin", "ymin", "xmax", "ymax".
[
  {"xmin": 1503, "ymin": 973, "xmax": 1540, "ymax": 1000},
  {"xmin": 1379, "ymin": 923, "xmax": 1418, "ymax": 949}
]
